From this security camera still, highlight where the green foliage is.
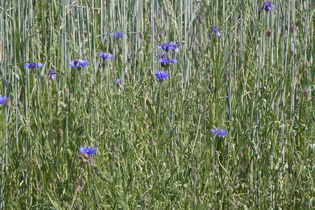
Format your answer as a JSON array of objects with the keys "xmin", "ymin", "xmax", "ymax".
[{"xmin": 0, "ymin": 0, "xmax": 314, "ymax": 208}]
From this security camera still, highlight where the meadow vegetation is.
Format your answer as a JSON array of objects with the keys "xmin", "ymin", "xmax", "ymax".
[{"xmin": 0, "ymin": 0, "xmax": 315, "ymax": 209}]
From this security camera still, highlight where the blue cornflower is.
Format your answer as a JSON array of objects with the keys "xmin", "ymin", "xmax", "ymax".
[
  {"xmin": 115, "ymin": 32, "xmax": 123, "ymax": 38},
  {"xmin": 210, "ymin": 128, "xmax": 227, "ymax": 137},
  {"xmin": 157, "ymin": 42, "xmax": 178, "ymax": 52},
  {"xmin": 155, "ymin": 52, "xmax": 167, "ymax": 59},
  {"xmin": 170, "ymin": 59, "xmax": 177, "ymax": 63},
  {"xmin": 79, "ymin": 146, "xmax": 97, "ymax": 156},
  {"xmin": 108, "ymin": 32, "xmax": 123, "ymax": 38},
  {"xmin": 69, "ymin": 59, "xmax": 89, "ymax": 69},
  {"xmin": 304, "ymin": 88, "xmax": 309, "ymax": 97},
  {"xmin": 0, "ymin": 95, "xmax": 9, "ymax": 105},
  {"xmin": 48, "ymin": 69, "xmax": 57, "ymax": 80},
  {"xmin": 158, "ymin": 58, "xmax": 169, "ymax": 65},
  {"xmin": 24, "ymin": 62, "xmax": 43, "ymax": 69},
  {"xmin": 115, "ymin": 78, "xmax": 123, "ymax": 88},
  {"xmin": 154, "ymin": 71, "xmax": 169, "ymax": 81},
  {"xmin": 158, "ymin": 58, "xmax": 177, "ymax": 67},
  {"xmin": 210, "ymin": 26, "xmax": 221, "ymax": 38},
  {"xmin": 99, "ymin": 52, "xmax": 114, "ymax": 60},
  {"xmin": 198, "ymin": 15, "xmax": 203, "ymax": 23},
  {"xmin": 260, "ymin": 2, "xmax": 275, "ymax": 11}
]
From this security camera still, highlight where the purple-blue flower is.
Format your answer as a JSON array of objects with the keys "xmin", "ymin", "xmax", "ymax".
[
  {"xmin": 24, "ymin": 62, "xmax": 43, "ymax": 69},
  {"xmin": 210, "ymin": 26, "xmax": 221, "ymax": 38},
  {"xmin": 115, "ymin": 32, "xmax": 123, "ymax": 38},
  {"xmin": 79, "ymin": 146, "xmax": 97, "ymax": 156},
  {"xmin": 155, "ymin": 52, "xmax": 167, "ymax": 59},
  {"xmin": 304, "ymin": 88, "xmax": 309, "ymax": 97},
  {"xmin": 170, "ymin": 59, "xmax": 177, "ymax": 63},
  {"xmin": 69, "ymin": 59, "xmax": 89, "ymax": 68},
  {"xmin": 157, "ymin": 42, "xmax": 178, "ymax": 52},
  {"xmin": 210, "ymin": 128, "xmax": 227, "ymax": 137},
  {"xmin": 158, "ymin": 58, "xmax": 177, "ymax": 67},
  {"xmin": 260, "ymin": 2, "xmax": 275, "ymax": 11},
  {"xmin": 115, "ymin": 78, "xmax": 123, "ymax": 88},
  {"xmin": 99, "ymin": 52, "xmax": 114, "ymax": 60},
  {"xmin": 0, "ymin": 95, "xmax": 9, "ymax": 105},
  {"xmin": 108, "ymin": 32, "xmax": 123, "ymax": 38},
  {"xmin": 48, "ymin": 69, "xmax": 57, "ymax": 80},
  {"xmin": 154, "ymin": 71, "xmax": 169, "ymax": 81}
]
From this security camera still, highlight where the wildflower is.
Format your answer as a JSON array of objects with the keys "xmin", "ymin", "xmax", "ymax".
[
  {"xmin": 125, "ymin": 71, "xmax": 130, "ymax": 80},
  {"xmin": 260, "ymin": 2, "xmax": 275, "ymax": 11},
  {"xmin": 108, "ymin": 32, "xmax": 123, "ymax": 38},
  {"xmin": 0, "ymin": 95, "xmax": 9, "ymax": 105},
  {"xmin": 115, "ymin": 78, "xmax": 123, "ymax": 88},
  {"xmin": 115, "ymin": 32, "xmax": 123, "ymax": 38},
  {"xmin": 210, "ymin": 26, "xmax": 221, "ymax": 38},
  {"xmin": 304, "ymin": 88, "xmax": 309, "ymax": 97},
  {"xmin": 69, "ymin": 59, "xmax": 89, "ymax": 69},
  {"xmin": 154, "ymin": 71, "xmax": 169, "ymax": 81},
  {"xmin": 198, "ymin": 15, "xmax": 203, "ymax": 24},
  {"xmin": 158, "ymin": 58, "xmax": 177, "ymax": 67},
  {"xmin": 155, "ymin": 52, "xmax": 167, "ymax": 59},
  {"xmin": 99, "ymin": 52, "xmax": 114, "ymax": 60},
  {"xmin": 157, "ymin": 42, "xmax": 178, "ymax": 52},
  {"xmin": 17, "ymin": 100, "xmax": 22, "ymax": 108},
  {"xmin": 127, "ymin": 55, "xmax": 131, "ymax": 62},
  {"xmin": 290, "ymin": 26, "xmax": 297, "ymax": 33},
  {"xmin": 210, "ymin": 128, "xmax": 227, "ymax": 137},
  {"xmin": 210, "ymin": 163, "xmax": 217, "ymax": 170},
  {"xmin": 48, "ymin": 69, "xmax": 57, "ymax": 80},
  {"xmin": 24, "ymin": 62, "xmax": 43, "ymax": 69},
  {"xmin": 79, "ymin": 146, "xmax": 97, "ymax": 156},
  {"xmin": 215, "ymin": 150, "xmax": 220, "ymax": 157},
  {"xmin": 150, "ymin": 139, "xmax": 156, "ymax": 146}
]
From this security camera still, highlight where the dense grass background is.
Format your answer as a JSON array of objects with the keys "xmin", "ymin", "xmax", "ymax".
[{"xmin": 1, "ymin": 0, "xmax": 315, "ymax": 208}]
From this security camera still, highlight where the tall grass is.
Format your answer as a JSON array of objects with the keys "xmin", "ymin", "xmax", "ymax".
[{"xmin": 1, "ymin": 0, "xmax": 314, "ymax": 208}]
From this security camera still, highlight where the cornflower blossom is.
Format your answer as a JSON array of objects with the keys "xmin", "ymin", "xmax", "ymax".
[
  {"xmin": 198, "ymin": 15, "xmax": 203, "ymax": 24},
  {"xmin": 155, "ymin": 52, "xmax": 167, "ymax": 59},
  {"xmin": 210, "ymin": 26, "xmax": 221, "ymax": 38},
  {"xmin": 69, "ymin": 59, "xmax": 89, "ymax": 69},
  {"xmin": 158, "ymin": 58, "xmax": 177, "ymax": 67},
  {"xmin": 304, "ymin": 88, "xmax": 309, "ymax": 97},
  {"xmin": 48, "ymin": 69, "xmax": 57, "ymax": 80},
  {"xmin": 79, "ymin": 146, "xmax": 97, "ymax": 156},
  {"xmin": 99, "ymin": 52, "xmax": 114, "ymax": 61},
  {"xmin": 260, "ymin": 2, "xmax": 275, "ymax": 11},
  {"xmin": 154, "ymin": 71, "xmax": 169, "ymax": 81},
  {"xmin": 115, "ymin": 79, "xmax": 123, "ymax": 88},
  {"xmin": 24, "ymin": 62, "xmax": 43, "ymax": 69},
  {"xmin": 210, "ymin": 128, "xmax": 227, "ymax": 137},
  {"xmin": 108, "ymin": 32, "xmax": 123, "ymax": 38},
  {"xmin": 157, "ymin": 42, "xmax": 178, "ymax": 52},
  {"xmin": 0, "ymin": 95, "xmax": 9, "ymax": 105},
  {"xmin": 115, "ymin": 32, "xmax": 123, "ymax": 38}
]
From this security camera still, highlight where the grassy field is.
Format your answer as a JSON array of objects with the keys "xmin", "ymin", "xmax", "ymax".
[{"xmin": 1, "ymin": 0, "xmax": 315, "ymax": 209}]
